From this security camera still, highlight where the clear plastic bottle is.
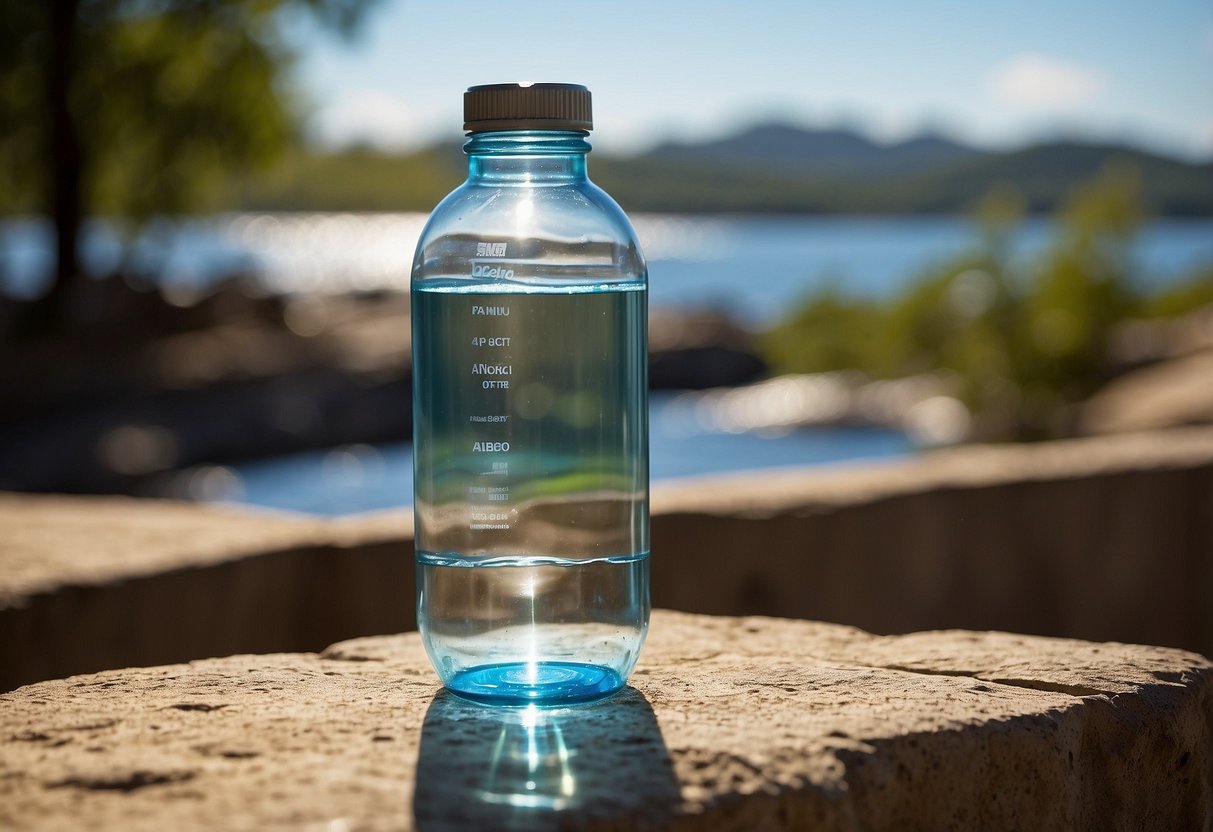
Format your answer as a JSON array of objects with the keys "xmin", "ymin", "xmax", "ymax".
[{"xmin": 411, "ymin": 83, "xmax": 649, "ymax": 705}]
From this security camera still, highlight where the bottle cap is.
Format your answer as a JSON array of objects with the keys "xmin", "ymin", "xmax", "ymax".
[{"xmin": 464, "ymin": 83, "xmax": 592, "ymax": 133}]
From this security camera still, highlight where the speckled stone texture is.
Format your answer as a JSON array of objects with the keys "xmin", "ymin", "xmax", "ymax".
[{"xmin": 2, "ymin": 610, "xmax": 1210, "ymax": 831}]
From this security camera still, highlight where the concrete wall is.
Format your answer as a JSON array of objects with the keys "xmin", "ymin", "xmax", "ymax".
[{"xmin": 2, "ymin": 427, "xmax": 1211, "ymax": 691}]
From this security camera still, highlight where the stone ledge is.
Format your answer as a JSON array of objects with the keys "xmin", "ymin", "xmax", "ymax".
[
  {"xmin": 0, "ymin": 495, "xmax": 412, "ymax": 692},
  {"xmin": 2, "ymin": 610, "xmax": 1210, "ymax": 831},
  {"xmin": 8, "ymin": 428, "xmax": 1209, "ymax": 603},
  {"xmin": 0, "ymin": 493, "xmax": 410, "ymax": 605},
  {"xmin": 3, "ymin": 426, "xmax": 1213, "ymax": 692},
  {"xmin": 650, "ymin": 424, "xmax": 1213, "ymax": 515}
]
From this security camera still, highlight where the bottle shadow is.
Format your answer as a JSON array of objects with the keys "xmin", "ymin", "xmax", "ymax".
[{"xmin": 413, "ymin": 686, "xmax": 680, "ymax": 830}]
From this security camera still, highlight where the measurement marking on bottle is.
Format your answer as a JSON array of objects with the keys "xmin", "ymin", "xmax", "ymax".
[
  {"xmin": 475, "ymin": 242, "xmax": 507, "ymax": 257},
  {"xmin": 469, "ymin": 509, "xmax": 511, "ymax": 530},
  {"xmin": 471, "ymin": 263, "xmax": 515, "ymax": 279}
]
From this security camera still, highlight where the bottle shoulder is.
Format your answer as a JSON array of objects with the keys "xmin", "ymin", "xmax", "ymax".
[
  {"xmin": 418, "ymin": 178, "xmax": 640, "ymax": 244},
  {"xmin": 412, "ymin": 178, "xmax": 646, "ymax": 288}
]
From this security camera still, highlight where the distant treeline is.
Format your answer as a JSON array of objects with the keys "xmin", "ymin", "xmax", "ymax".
[{"xmin": 232, "ymin": 126, "xmax": 1213, "ymax": 217}]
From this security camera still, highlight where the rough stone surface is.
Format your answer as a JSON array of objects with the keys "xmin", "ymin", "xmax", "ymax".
[{"xmin": 2, "ymin": 610, "xmax": 1210, "ymax": 831}]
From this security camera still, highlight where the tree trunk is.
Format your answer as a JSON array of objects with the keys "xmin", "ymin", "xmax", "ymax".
[{"xmin": 42, "ymin": 0, "xmax": 82, "ymax": 329}]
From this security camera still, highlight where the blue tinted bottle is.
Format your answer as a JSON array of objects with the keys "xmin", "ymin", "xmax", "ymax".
[{"xmin": 411, "ymin": 83, "xmax": 649, "ymax": 705}]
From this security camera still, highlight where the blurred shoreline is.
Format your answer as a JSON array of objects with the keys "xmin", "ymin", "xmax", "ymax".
[
  {"xmin": 0, "ymin": 277, "xmax": 773, "ymax": 498},
  {"xmin": 2, "ymin": 269, "xmax": 1210, "ymax": 503}
]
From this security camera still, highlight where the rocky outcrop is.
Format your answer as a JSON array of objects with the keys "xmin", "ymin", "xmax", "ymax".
[
  {"xmin": 1084, "ymin": 303, "xmax": 1213, "ymax": 434},
  {"xmin": 1080, "ymin": 350, "xmax": 1213, "ymax": 434},
  {"xmin": 0, "ymin": 287, "xmax": 413, "ymax": 496},
  {"xmin": 648, "ymin": 308, "xmax": 767, "ymax": 389},
  {"xmin": 1, "ymin": 610, "xmax": 1209, "ymax": 830}
]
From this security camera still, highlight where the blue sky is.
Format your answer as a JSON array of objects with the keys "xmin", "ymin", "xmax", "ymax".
[{"xmin": 291, "ymin": 0, "xmax": 1213, "ymax": 159}]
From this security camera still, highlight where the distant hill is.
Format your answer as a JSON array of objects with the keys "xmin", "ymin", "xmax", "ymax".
[
  {"xmin": 645, "ymin": 123, "xmax": 985, "ymax": 179},
  {"xmin": 595, "ymin": 125, "xmax": 1213, "ymax": 216},
  {"xmin": 234, "ymin": 125, "xmax": 1213, "ymax": 216},
  {"xmin": 882, "ymin": 141, "xmax": 1213, "ymax": 215}
]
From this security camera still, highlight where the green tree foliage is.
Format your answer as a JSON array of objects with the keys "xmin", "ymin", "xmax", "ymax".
[
  {"xmin": 0, "ymin": 0, "xmax": 379, "ymax": 313},
  {"xmin": 0, "ymin": 4, "xmax": 43, "ymax": 216},
  {"xmin": 760, "ymin": 288, "xmax": 888, "ymax": 376},
  {"xmin": 233, "ymin": 144, "xmax": 465, "ymax": 212},
  {"xmin": 1013, "ymin": 166, "xmax": 1141, "ymax": 427},
  {"xmin": 760, "ymin": 165, "xmax": 1205, "ymax": 439},
  {"xmin": 1141, "ymin": 267, "xmax": 1213, "ymax": 319}
]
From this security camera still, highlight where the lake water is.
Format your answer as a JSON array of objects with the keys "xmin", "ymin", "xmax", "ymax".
[
  {"xmin": 3, "ymin": 213, "xmax": 1212, "ymax": 326},
  {"xmin": 5, "ymin": 213, "xmax": 1210, "ymax": 515},
  {"xmin": 230, "ymin": 391, "xmax": 913, "ymax": 516}
]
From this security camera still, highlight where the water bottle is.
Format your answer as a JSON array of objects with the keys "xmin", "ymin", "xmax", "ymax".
[{"xmin": 411, "ymin": 83, "xmax": 649, "ymax": 705}]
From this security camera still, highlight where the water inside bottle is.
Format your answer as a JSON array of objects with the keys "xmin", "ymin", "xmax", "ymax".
[
  {"xmin": 417, "ymin": 556, "xmax": 648, "ymax": 704},
  {"xmin": 412, "ymin": 281, "xmax": 648, "ymax": 704}
]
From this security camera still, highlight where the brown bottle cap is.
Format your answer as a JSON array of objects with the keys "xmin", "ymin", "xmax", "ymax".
[{"xmin": 463, "ymin": 83, "xmax": 592, "ymax": 133}]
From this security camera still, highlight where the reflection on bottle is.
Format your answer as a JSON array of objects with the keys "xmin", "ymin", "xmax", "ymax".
[{"xmin": 413, "ymin": 688, "xmax": 678, "ymax": 830}]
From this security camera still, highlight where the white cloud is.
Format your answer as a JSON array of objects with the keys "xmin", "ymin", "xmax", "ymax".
[
  {"xmin": 987, "ymin": 54, "xmax": 1105, "ymax": 110},
  {"xmin": 309, "ymin": 89, "xmax": 435, "ymax": 152}
]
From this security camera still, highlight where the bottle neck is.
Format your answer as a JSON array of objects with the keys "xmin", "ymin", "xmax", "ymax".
[{"xmin": 465, "ymin": 130, "xmax": 590, "ymax": 183}]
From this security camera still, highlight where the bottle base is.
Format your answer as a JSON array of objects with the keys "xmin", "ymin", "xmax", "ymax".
[{"xmin": 445, "ymin": 661, "xmax": 625, "ymax": 706}]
